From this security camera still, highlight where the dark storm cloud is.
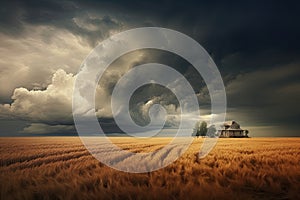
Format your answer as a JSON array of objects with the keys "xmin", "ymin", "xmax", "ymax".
[
  {"xmin": 0, "ymin": 0, "xmax": 299, "ymax": 135},
  {"xmin": 2, "ymin": 0, "xmax": 300, "ymax": 68},
  {"xmin": 0, "ymin": 0, "xmax": 124, "ymax": 46},
  {"xmin": 75, "ymin": 0, "xmax": 300, "ymax": 71},
  {"xmin": 226, "ymin": 63, "xmax": 300, "ymax": 129}
]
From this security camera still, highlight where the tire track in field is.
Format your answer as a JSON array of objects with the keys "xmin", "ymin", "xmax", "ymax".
[
  {"xmin": 1, "ymin": 142, "xmax": 159, "ymax": 171},
  {"xmin": 0, "ymin": 139, "xmax": 184, "ymax": 172},
  {"xmin": 0, "ymin": 143, "xmax": 85, "ymax": 155},
  {"xmin": 89, "ymin": 141, "xmax": 190, "ymax": 172},
  {"xmin": 120, "ymin": 143, "xmax": 167, "ymax": 153},
  {"xmin": 1, "ymin": 146, "xmax": 85, "ymax": 157},
  {"xmin": 0, "ymin": 147, "xmax": 87, "ymax": 167},
  {"xmin": 3, "ymin": 150, "xmax": 92, "ymax": 171}
]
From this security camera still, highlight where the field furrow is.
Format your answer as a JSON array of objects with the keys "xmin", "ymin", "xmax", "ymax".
[{"xmin": 0, "ymin": 137, "xmax": 299, "ymax": 200}]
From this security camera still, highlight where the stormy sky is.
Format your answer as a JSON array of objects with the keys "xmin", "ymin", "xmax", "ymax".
[{"xmin": 0, "ymin": 0, "xmax": 299, "ymax": 136}]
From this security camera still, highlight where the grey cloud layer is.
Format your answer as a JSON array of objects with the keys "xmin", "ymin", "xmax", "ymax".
[
  {"xmin": 0, "ymin": 0, "xmax": 299, "ymax": 135},
  {"xmin": 0, "ymin": 25, "xmax": 91, "ymax": 102},
  {"xmin": 226, "ymin": 63, "xmax": 300, "ymax": 127}
]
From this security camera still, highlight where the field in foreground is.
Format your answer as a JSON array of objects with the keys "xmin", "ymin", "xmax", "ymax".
[{"xmin": 0, "ymin": 137, "xmax": 300, "ymax": 200}]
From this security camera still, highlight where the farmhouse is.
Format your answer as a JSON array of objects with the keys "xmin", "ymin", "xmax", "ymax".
[{"xmin": 218, "ymin": 120, "xmax": 249, "ymax": 138}]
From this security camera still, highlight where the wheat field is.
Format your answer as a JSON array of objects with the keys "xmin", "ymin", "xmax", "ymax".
[{"xmin": 0, "ymin": 137, "xmax": 299, "ymax": 200}]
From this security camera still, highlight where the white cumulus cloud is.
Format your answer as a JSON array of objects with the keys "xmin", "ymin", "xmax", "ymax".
[{"xmin": 0, "ymin": 69, "xmax": 74, "ymax": 125}]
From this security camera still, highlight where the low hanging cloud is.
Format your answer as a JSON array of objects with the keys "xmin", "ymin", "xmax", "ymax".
[
  {"xmin": 0, "ymin": 50, "xmax": 192, "ymax": 134},
  {"xmin": 225, "ymin": 62, "xmax": 300, "ymax": 133},
  {"xmin": 0, "ymin": 69, "xmax": 74, "ymax": 125},
  {"xmin": 0, "ymin": 11, "xmax": 126, "ymax": 103},
  {"xmin": 0, "ymin": 25, "xmax": 91, "ymax": 102},
  {"xmin": 1, "ymin": 61, "xmax": 299, "ymax": 135},
  {"xmin": 0, "ymin": 67, "xmax": 115, "ymax": 128},
  {"xmin": 0, "ymin": 67, "xmax": 204, "ymax": 134},
  {"xmin": 20, "ymin": 123, "xmax": 75, "ymax": 135}
]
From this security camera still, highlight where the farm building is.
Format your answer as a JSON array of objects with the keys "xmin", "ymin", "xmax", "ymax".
[{"xmin": 218, "ymin": 121, "xmax": 249, "ymax": 138}]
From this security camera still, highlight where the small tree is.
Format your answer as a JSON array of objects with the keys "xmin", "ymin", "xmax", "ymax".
[
  {"xmin": 199, "ymin": 121, "xmax": 208, "ymax": 137},
  {"xmin": 194, "ymin": 121, "xmax": 201, "ymax": 138},
  {"xmin": 245, "ymin": 130, "xmax": 249, "ymax": 137},
  {"xmin": 207, "ymin": 125, "xmax": 217, "ymax": 138},
  {"xmin": 194, "ymin": 121, "xmax": 208, "ymax": 138}
]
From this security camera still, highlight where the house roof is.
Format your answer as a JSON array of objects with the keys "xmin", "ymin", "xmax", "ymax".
[
  {"xmin": 224, "ymin": 120, "xmax": 236, "ymax": 126},
  {"xmin": 220, "ymin": 120, "xmax": 242, "ymax": 130}
]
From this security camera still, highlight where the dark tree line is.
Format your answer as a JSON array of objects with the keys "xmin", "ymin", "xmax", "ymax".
[{"xmin": 193, "ymin": 121, "xmax": 217, "ymax": 138}]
